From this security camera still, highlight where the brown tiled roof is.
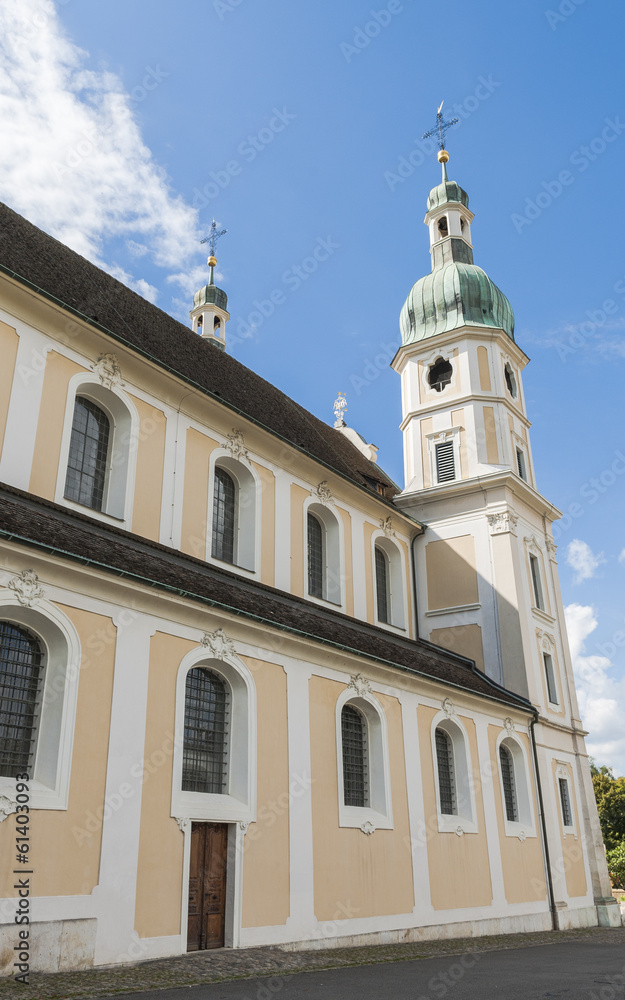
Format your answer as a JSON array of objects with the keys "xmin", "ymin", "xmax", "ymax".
[
  {"xmin": 0, "ymin": 201, "xmax": 398, "ymax": 500},
  {"xmin": 0, "ymin": 484, "xmax": 532, "ymax": 712}
]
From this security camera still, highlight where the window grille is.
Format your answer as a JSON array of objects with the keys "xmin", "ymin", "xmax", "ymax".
[
  {"xmin": 516, "ymin": 448, "xmax": 527, "ymax": 481},
  {"xmin": 0, "ymin": 623, "xmax": 44, "ymax": 777},
  {"xmin": 428, "ymin": 358, "xmax": 453, "ymax": 392},
  {"xmin": 64, "ymin": 397, "xmax": 110, "ymax": 511},
  {"xmin": 212, "ymin": 468, "xmax": 236, "ymax": 563},
  {"xmin": 529, "ymin": 554, "xmax": 545, "ymax": 610},
  {"xmin": 435, "ymin": 727, "xmax": 456, "ymax": 815},
  {"xmin": 182, "ymin": 668, "xmax": 229, "ymax": 794},
  {"xmin": 559, "ymin": 777, "xmax": 573, "ymax": 827},
  {"xmin": 544, "ymin": 653, "xmax": 559, "ymax": 704},
  {"xmin": 307, "ymin": 512, "xmax": 324, "ymax": 599},
  {"xmin": 499, "ymin": 743, "xmax": 518, "ymax": 822},
  {"xmin": 375, "ymin": 547, "xmax": 389, "ymax": 623},
  {"xmin": 341, "ymin": 704, "xmax": 368, "ymax": 807},
  {"xmin": 435, "ymin": 441, "xmax": 455, "ymax": 483}
]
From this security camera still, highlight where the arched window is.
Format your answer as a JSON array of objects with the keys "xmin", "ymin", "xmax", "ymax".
[
  {"xmin": 64, "ymin": 397, "xmax": 110, "ymax": 510},
  {"xmin": 0, "ymin": 622, "xmax": 44, "ymax": 777},
  {"xmin": 212, "ymin": 468, "xmax": 236, "ymax": 564},
  {"xmin": 428, "ymin": 357, "xmax": 453, "ymax": 392},
  {"xmin": 375, "ymin": 546, "xmax": 389, "ymax": 623},
  {"xmin": 182, "ymin": 668, "xmax": 230, "ymax": 794},
  {"xmin": 499, "ymin": 743, "xmax": 518, "ymax": 822},
  {"xmin": 307, "ymin": 512, "xmax": 324, "ymax": 599},
  {"xmin": 435, "ymin": 727, "xmax": 456, "ymax": 815},
  {"xmin": 341, "ymin": 704, "xmax": 368, "ymax": 807}
]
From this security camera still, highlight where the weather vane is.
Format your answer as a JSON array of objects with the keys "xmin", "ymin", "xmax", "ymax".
[
  {"xmin": 333, "ymin": 392, "xmax": 347, "ymax": 428},
  {"xmin": 200, "ymin": 218, "xmax": 227, "ymax": 284},
  {"xmin": 422, "ymin": 100, "xmax": 459, "ymax": 159}
]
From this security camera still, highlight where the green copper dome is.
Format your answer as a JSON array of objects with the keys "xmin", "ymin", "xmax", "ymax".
[
  {"xmin": 427, "ymin": 179, "xmax": 469, "ymax": 212},
  {"xmin": 194, "ymin": 282, "xmax": 228, "ymax": 311},
  {"xmin": 400, "ymin": 262, "xmax": 515, "ymax": 344}
]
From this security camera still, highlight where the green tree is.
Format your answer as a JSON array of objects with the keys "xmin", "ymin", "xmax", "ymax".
[{"xmin": 590, "ymin": 761, "xmax": 625, "ymax": 851}]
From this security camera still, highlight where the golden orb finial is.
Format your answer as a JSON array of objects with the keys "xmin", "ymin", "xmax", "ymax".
[
  {"xmin": 207, "ymin": 255, "xmax": 217, "ymax": 267},
  {"xmin": 437, "ymin": 149, "xmax": 449, "ymax": 164}
]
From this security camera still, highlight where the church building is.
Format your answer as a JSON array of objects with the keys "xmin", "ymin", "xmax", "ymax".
[{"xmin": 0, "ymin": 142, "xmax": 620, "ymax": 975}]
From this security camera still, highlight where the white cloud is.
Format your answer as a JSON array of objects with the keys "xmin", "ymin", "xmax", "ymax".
[
  {"xmin": 619, "ymin": 549, "xmax": 625, "ymax": 564},
  {"xmin": 565, "ymin": 603, "xmax": 625, "ymax": 776},
  {"xmin": 0, "ymin": 0, "xmax": 203, "ymax": 310},
  {"xmin": 565, "ymin": 538, "xmax": 606, "ymax": 584}
]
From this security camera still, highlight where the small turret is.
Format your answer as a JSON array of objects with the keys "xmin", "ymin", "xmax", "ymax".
[{"xmin": 191, "ymin": 220, "xmax": 230, "ymax": 351}]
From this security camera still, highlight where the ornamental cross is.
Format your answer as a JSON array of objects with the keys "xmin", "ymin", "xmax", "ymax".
[
  {"xmin": 200, "ymin": 218, "xmax": 227, "ymax": 257},
  {"xmin": 422, "ymin": 100, "xmax": 460, "ymax": 151}
]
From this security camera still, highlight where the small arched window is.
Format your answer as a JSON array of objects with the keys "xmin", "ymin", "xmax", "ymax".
[
  {"xmin": 504, "ymin": 363, "xmax": 517, "ymax": 398},
  {"xmin": 499, "ymin": 743, "xmax": 518, "ymax": 822},
  {"xmin": 435, "ymin": 727, "xmax": 456, "ymax": 815},
  {"xmin": 182, "ymin": 668, "xmax": 230, "ymax": 794},
  {"xmin": 0, "ymin": 622, "xmax": 45, "ymax": 777},
  {"xmin": 212, "ymin": 468, "xmax": 236, "ymax": 564},
  {"xmin": 341, "ymin": 704, "xmax": 368, "ymax": 807},
  {"xmin": 428, "ymin": 358, "xmax": 453, "ymax": 393},
  {"xmin": 375, "ymin": 546, "xmax": 389, "ymax": 623},
  {"xmin": 64, "ymin": 397, "xmax": 110, "ymax": 510},
  {"xmin": 307, "ymin": 512, "xmax": 324, "ymax": 599}
]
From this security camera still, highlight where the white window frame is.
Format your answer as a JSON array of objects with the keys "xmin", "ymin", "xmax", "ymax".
[
  {"xmin": 55, "ymin": 372, "xmax": 139, "ymax": 527},
  {"xmin": 171, "ymin": 643, "xmax": 257, "ymax": 825},
  {"xmin": 430, "ymin": 711, "xmax": 477, "ymax": 834},
  {"xmin": 529, "ymin": 552, "xmax": 545, "ymax": 611},
  {"xmin": 555, "ymin": 763, "xmax": 576, "ymax": 836},
  {"xmin": 538, "ymin": 632, "xmax": 560, "ymax": 708},
  {"xmin": 495, "ymin": 730, "xmax": 537, "ymax": 840},
  {"xmin": 371, "ymin": 531, "xmax": 407, "ymax": 631},
  {"xmin": 207, "ymin": 449, "xmax": 261, "ymax": 576},
  {"xmin": 335, "ymin": 687, "xmax": 392, "ymax": 832},
  {"xmin": 302, "ymin": 497, "xmax": 344, "ymax": 609},
  {"xmin": 427, "ymin": 428, "xmax": 461, "ymax": 486},
  {"xmin": 0, "ymin": 589, "xmax": 81, "ymax": 813}
]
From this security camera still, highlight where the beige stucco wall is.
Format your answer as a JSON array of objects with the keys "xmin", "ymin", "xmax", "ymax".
[
  {"xmin": 129, "ymin": 396, "xmax": 167, "ymax": 541},
  {"xmin": 240, "ymin": 656, "xmax": 290, "ymax": 927},
  {"xmin": 363, "ymin": 520, "xmax": 376, "ymax": 624},
  {"xmin": 290, "ymin": 484, "xmax": 308, "ymax": 598},
  {"xmin": 483, "ymin": 406, "xmax": 499, "ymax": 464},
  {"xmin": 337, "ymin": 506, "xmax": 354, "ymax": 617},
  {"xmin": 477, "ymin": 346, "xmax": 491, "ymax": 392},
  {"xmin": 135, "ymin": 631, "xmax": 190, "ymax": 939},
  {"xmin": 29, "ymin": 352, "xmax": 86, "ymax": 499},
  {"xmin": 452, "ymin": 409, "xmax": 467, "ymax": 478},
  {"xmin": 552, "ymin": 760, "xmax": 587, "ymax": 898},
  {"xmin": 309, "ymin": 676, "xmax": 414, "ymax": 920},
  {"xmin": 487, "ymin": 725, "xmax": 547, "ymax": 904},
  {"xmin": 253, "ymin": 463, "xmax": 275, "ymax": 587},
  {"xmin": 425, "ymin": 535, "xmax": 478, "ymax": 611},
  {"xmin": 0, "ymin": 605, "xmax": 116, "ymax": 898},
  {"xmin": 0, "ymin": 321, "xmax": 18, "ymax": 459},
  {"xmin": 180, "ymin": 428, "xmax": 219, "ymax": 558},
  {"xmin": 420, "ymin": 416, "xmax": 433, "ymax": 488},
  {"xmin": 418, "ymin": 704, "xmax": 492, "ymax": 910},
  {"xmin": 429, "ymin": 624, "xmax": 484, "ymax": 671}
]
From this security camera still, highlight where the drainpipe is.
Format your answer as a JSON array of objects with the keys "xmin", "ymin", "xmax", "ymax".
[{"xmin": 530, "ymin": 715, "xmax": 558, "ymax": 931}]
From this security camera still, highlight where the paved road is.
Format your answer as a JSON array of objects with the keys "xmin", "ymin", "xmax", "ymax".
[{"xmin": 97, "ymin": 940, "xmax": 625, "ymax": 1000}]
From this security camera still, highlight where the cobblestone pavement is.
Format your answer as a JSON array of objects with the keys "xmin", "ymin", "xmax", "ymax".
[{"xmin": 0, "ymin": 927, "xmax": 623, "ymax": 1000}]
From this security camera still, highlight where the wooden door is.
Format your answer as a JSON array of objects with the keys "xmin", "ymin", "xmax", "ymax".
[{"xmin": 187, "ymin": 823, "xmax": 228, "ymax": 950}]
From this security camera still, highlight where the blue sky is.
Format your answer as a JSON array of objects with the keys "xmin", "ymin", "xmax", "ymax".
[{"xmin": 1, "ymin": 0, "xmax": 624, "ymax": 770}]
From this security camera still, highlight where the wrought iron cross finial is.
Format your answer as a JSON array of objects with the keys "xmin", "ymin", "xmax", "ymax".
[
  {"xmin": 200, "ymin": 218, "xmax": 227, "ymax": 257},
  {"xmin": 422, "ymin": 100, "xmax": 460, "ymax": 151}
]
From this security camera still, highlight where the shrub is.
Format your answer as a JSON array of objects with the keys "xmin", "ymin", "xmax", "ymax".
[{"xmin": 606, "ymin": 843, "xmax": 625, "ymax": 888}]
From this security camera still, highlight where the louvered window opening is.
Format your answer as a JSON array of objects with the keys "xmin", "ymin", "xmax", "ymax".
[
  {"xmin": 182, "ymin": 668, "xmax": 230, "ymax": 794},
  {"xmin": 429, "ymin": 359, "xmax": 453, "ymax": 392},
  {"xmin": 435, "ymin": 441, "xmax": 455, "ymax": 483},
  {"xmin": 544, "ymin": 653, "xmax": 559, "ymax": 704},
  {"xmin": 64, "ymin": 397, "xmax": 110, "ymax": 511},
  {"xmin": 435, "ymin": 728, "xmax": 456, "ymax": 815},
  {"xmin": 375, "ymin": 547, "xmax": 389, "ymax": 623},
  {"xmin": 499, "ymin": 744, "xmax": 518, "ymax": 822},
  {"xmin": 0, "ymin": 623, "xmax": 44, "ymax": 777},
  {"xmin": 307, "ymin": 513, "xmax": 324, "ymax": 599},
  {"xmin": 559, "ymin": 777, "xmax": 573, "ymax": 827},
  {"xmin": 529, "ymin": 554, "xmax": 544, "ymax": 610},
  {"xmin": 341, "ymin": 704, "xmax": 368, "ymax": 807},
  {"xmin": 516, "ymin": 448, "xmax": 527, "ymax": 481},
  {"xmin": 212, "ymin": 468, "xmax": 236, "ymax": 563}
]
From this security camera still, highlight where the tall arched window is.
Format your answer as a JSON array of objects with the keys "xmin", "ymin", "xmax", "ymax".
[
  {"xmin": 375, "ymin": 546, "xmax": 389, "ymax": 623},
  {"xmin": 341, "ymin": 704, "xmax": 368, "ymax": 807},
  {"xmin": 307, "ymin": 512, "xmax": 324, "ymax": 599},
  {"xmin": 182, "ymin": 668, "xmax": 230, "ymax": 794},
  {"xmin": 499, "ymin": 743, "xmax": 518, "ymax": 822},
  {"xmin": 0, "ymin": 622, "xmax": 44, "ymax": 777},
  {"xmin": 435, "ymin": 727, "xmax": 456, "ymax": 815},
  {"xmin": 212, "ymin": 468, "xmax": 236, "ymax": 564},
  {"xmin": 64, "ymin": 397, "xmax": 110, "ymax": 510}
]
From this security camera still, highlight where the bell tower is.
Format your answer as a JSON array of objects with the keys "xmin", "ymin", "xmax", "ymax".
[{"xmin": 191, "ymin": 219, "xmax": 230, "ymax": 350}]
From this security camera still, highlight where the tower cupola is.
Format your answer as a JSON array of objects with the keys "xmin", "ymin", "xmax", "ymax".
[{"xmin": 191, "ymin": 220, "xmax": 230, "ymax": 351}]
